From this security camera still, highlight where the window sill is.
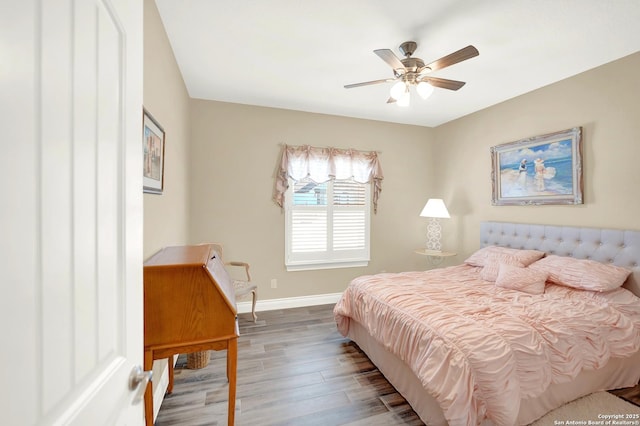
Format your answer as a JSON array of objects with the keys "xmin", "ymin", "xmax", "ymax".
[{"xmin": 286, "ymin": 259, "xmax": 369, "ymax": 272}]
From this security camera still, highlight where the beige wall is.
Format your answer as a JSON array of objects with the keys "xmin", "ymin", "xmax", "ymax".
[
  {"xmin": 434, "ymin": 52, "xmax": 640, "ymax": 260},
  {"xmin": 143, "ymin": 0, "xmax": 191, "ymax": 259},
  {"xmin": 188, "ymin": 100, "xmax": 436, "ymax": 298},
  {"xmin": 144, "ymin": 6, "xmax": 640, "ymax": 301},
  {"xmin": 143, "ymin": 0, "xmax": 193, "ymax": 411}
]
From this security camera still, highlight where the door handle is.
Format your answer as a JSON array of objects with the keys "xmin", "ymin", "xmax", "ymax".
[{"xmin": 129, "ymin": 365, "xmax": 153, "ymax": 405}]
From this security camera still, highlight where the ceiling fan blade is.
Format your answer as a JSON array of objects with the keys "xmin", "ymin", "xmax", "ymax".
[
  {"xmin": 422, "ymin": 45, "xmax": 479, "ymax": 73},
  {"xmin": 424, "ymin": 77, "xmax": 466, "ymax": 91},
  {"xmin": 374, "ymin": 49, "xmax": 406, "ymax": 73},
  {"xmin": 344, "ymin": 78, "xmax": 394, "ymax": 89}
]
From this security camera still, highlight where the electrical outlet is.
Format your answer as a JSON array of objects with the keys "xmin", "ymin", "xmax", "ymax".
[{"xmin": 270, "ymin": 278, "xmax": 277, "ymax": 289}]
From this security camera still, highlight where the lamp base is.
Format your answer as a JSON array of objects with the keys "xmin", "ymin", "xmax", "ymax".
[{"xmin": 426, "ymin": 218, "xmax": 442, "ymax": 251}]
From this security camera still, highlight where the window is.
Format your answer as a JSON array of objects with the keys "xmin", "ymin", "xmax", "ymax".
[
  {"xmin": 285, "ymin": 177, "xmax": 370, "ymax": 271},
  {"xmin": 274, "ymin": 144, "xmax": 383, "ymax": 271}
]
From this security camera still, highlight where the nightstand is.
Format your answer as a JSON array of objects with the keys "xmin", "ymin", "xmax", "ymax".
[{"xmin": 414, "ymin": 248, "xmax": 457, "ymax": 266}]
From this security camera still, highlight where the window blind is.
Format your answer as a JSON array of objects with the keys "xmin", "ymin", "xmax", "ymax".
[{"xmin": 285, "ymin": 177, "xmax": 370, "ymax": 270}]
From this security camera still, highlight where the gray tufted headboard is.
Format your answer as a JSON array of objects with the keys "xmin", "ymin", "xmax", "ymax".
[{"xmin": 480, "ymin": 221, "xmax": 640, "ymax": 297}]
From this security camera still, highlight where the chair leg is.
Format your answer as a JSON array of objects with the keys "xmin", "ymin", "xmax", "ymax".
[
  {"xmin": 251, "ymin": 289, "xmax": 258, "ymax": 322},
  {"xmin": 167, "ymin": 356, "xmax": 174, "ymax": 394}
]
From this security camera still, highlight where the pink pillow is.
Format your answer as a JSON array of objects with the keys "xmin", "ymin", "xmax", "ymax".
[
  {"xmin": 465, "ymin": 245, "xmax": 545, "ymax": 268},
  {"xmin": 495, "ymin": 263, "xmax": 548, "ymax": 295},
  {"xmin": 480, "ymin": 253, "xmax": 525, "ymax": 281},
  {"xmin": 529, "ymin": 255, "xmax": 631, "ymax": 292}
]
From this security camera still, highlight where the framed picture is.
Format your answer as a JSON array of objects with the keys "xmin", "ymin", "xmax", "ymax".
[
  {"xmin": 142, "ymin": 109, "xmax": 165, "ymax": 194},
  {"xmin": 491, "ymin": 127, "xmax": 583, "ymax": 206}
]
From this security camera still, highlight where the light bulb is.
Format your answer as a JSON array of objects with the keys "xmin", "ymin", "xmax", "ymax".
[
  {"xmin": 417, "ymin": 81, "xmax": 434, "ymax": 99},
  {"xmin": 397, "ymin": 90, "xmax": 410, "ymax": 107},
  {"xmin": 390, "ymin": 81, "xmax": 407, "ymax": 100}
]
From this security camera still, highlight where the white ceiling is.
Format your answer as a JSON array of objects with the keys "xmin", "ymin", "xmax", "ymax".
[{"xmin": 155, "ymin": 0, "xmax": 640, "ymax": 128}]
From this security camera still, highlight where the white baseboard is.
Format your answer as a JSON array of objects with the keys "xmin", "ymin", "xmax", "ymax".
[
  {"xmin": 151, "ymin": 356, "xmax": 175, "ymax": 422},
  {"xmin": 236, "ymin": 292, "xmax": 343, "ymax": 314}
]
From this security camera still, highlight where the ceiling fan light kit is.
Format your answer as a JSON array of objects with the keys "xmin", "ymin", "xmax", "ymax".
[
  {"xmin": 345, "ymin": 41, "xmax": 479, "ymax": 107},
  {"xmin": 390, "ymin": 81, "xmax": 408, "ymax": 100},
  {"xmin": 416, "ymin": 81, "xmax": 434, "ymax": 99},
  {"xmin": 396, "ymin": 89, "xmax": 410, "ymax": 107}
]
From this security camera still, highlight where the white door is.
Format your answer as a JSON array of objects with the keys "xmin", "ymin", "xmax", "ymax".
[{"xmin": 1, "ymin": 0, "xmax": 144, "ymax": 425}]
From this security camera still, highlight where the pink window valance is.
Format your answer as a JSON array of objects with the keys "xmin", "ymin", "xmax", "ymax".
[{"xmin": 273, "ymin": 144, "xmax": 384, "ymax": 213}]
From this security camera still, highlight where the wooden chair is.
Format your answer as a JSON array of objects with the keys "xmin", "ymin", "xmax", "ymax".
[{"xmin": 208, "ymin": 243, "xmax": 258, "ymax": 322}]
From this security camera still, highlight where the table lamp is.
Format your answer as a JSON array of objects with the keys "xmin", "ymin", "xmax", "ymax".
[{"xmin": 419, "ymin": 198, "xmax": 450, "ymax": 251}]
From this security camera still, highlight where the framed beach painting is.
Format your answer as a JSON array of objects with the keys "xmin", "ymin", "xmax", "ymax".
[
  {"xmin": 491, "ymin": 127, "xmax": 583, "ymax": 206},
  {"xmin": 142, "ymin": 109, "xmax": 165, "ymax": 194}
]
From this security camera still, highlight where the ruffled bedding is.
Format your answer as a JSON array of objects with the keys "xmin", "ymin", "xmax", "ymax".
[{"xmin": 333, "ymin": 264, "xmax": 640, "ymax": 426}]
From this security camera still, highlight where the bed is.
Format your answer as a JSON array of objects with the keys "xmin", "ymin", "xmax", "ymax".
[{"xmin": 334, "ymin": 221, "xmax": 640, "ymax": 425}]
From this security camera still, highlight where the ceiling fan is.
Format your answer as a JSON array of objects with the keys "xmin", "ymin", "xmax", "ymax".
[{"xmin": 345, "ymin": 41, "xmax": 479, "ymax": 106}]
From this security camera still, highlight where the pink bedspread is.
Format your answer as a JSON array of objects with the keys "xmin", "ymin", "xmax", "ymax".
[{"xmin": 333, "ymin": 264, "xmax": 640, "ymax": 426}]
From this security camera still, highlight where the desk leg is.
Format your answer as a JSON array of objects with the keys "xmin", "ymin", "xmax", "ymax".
[
  {"xmin": 144, "ymin": 350, "xmax": 154, "ymax": 426},
  {"xmin": 167, "ymin": 356, "xmax": 174, "ymax": 394},
  {"xmin": 227, "ymin": 338, "xmax": 237, "ymax": 426}
]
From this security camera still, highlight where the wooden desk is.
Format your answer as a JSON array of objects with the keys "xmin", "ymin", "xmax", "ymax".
[{"xmin": 143, "ymin": 244, "xmax": 238, "ymax": 425}]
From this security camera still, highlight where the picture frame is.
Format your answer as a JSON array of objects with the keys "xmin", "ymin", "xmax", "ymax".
[
  {"xmin": 491, "ymin": 127, "xmax": 583, "ymax": 206},
  {"xmin": 142, "ymin": 109, "xmax": 165, "ymax": 194}
]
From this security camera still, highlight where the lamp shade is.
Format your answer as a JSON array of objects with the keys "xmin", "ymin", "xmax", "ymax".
[
  {"xmin": 390, "ymin": 81, "xmax": 407, "ymax": 100},
  {"xmin": 420, "ymin": 198, "xmax": 450, "ymax": 218},
  {"xmin": 416, "ymin": 81, "xmax": 434, "ymax": 99}
]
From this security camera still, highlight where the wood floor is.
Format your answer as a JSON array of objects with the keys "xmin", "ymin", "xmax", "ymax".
[{"xmin": 155, "ymin": 304, "xmax": 640, "ymax": 426}]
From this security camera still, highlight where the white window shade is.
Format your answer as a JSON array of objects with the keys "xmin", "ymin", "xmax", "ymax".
[
  {"xmin": 291, "ymin": 210, "xmax": 327, "ymax": 252},
  {"xmin": 332, "ymin": 180, "xmax": 366, "ymax": 252},
  {"xmin": 285, "ymin": 177, "xmax": 370, "ymax": 271},
  {"xmin": 333, "ymin": 210, "xmax": 365, "ymax": 250}
]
